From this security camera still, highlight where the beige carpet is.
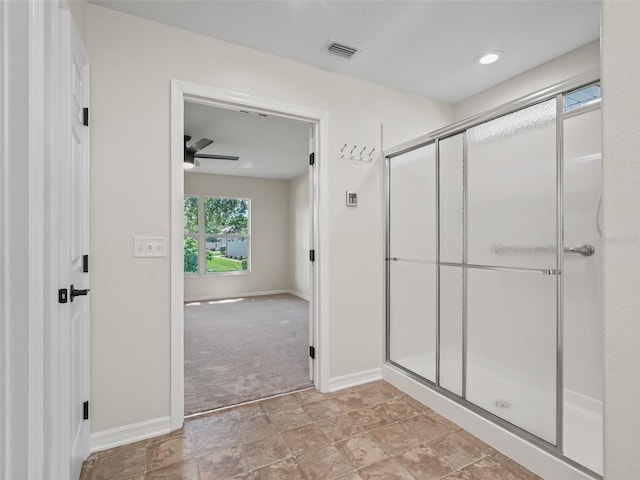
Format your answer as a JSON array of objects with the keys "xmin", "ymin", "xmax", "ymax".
[{"xmin": 184, "ymin": 293, "xmax": 313, "ymax": 415}]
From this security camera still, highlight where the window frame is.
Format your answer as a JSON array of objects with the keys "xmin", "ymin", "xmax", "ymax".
[{"xmin": 184, "ymin": 194, "xmax": 251, "ymax": 276}]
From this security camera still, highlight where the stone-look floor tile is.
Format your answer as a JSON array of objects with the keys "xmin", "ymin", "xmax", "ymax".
[
  {"xmin": 402, "ymin": 396, "xmax": 433, "ymax": 414},
  {"xmin": 401, "ymin": 414, "xmax": 451, "ymax": 443},
  {"xmin": 454, "ymin": 430, "xmax": 497, "ymax": 456},
  {"xmin": 317, "ymin": 414, "xmax": 363, "ymax": 443},
  {"xmin": 237, "ymin": 415, "xmax": 278, "ymax": 444},
  {"xmin": 146, "ymin": 436, "xmax": 196, "ymax": 472},
  {"xmin": 191, "ymin": 421, "xmax": 239, "ymax": 455},
  {"xmin": 301, "ymin": 398, "xmax": 344, "ymax": 421},
  {"xmin": 92, "ymin": 445, "xmax": 147, "ymax": 480},
  {"xmin": 260, "ymin": 394, "xmax": 301, "ymax": 413},
  {"xmin": 183, "ymin": 413, "xmax": 234, "ymax": 435},
  {"xmin": 397, "ymin": 445, "xmax": 456, "ymax": 480},
  {"xmin": 268, "ymin": 405, "xmax": 313, "ymax": 432},
  {"xmin": 360, "ymin": 384, "xmax": 399, "ymax": 406},
  {"xmin": 463, "ymin": 457, "xmax": 522, "ymax": 480},
  {"xmin": 332, "ymin": 391, "xmax": 370, "ymax": 412},
  {"xmin": 442, "ymin": 471, "xmax": 475, "ymax": 480},
  {"xmin": 146, "ymin": 458, "xmax": 200, "ymax": 480},
  {"xmin": 242, "ymin": 433, "xmax": 292, "ymax": 470},
  {"xmin": 492, "ymin": 453, "xmax": 543, "ymax": 480},
  {"xmin": 296, "ymin": 445, "xmax": 353, "ymax": 480},
  {"xmin": 219, "ymin": 402, "xmax": 266, "ymax": 423},
  {"xmin": 295, "ymin": 388, "xmax": 326, "ymax": 405},
  {"xmin": 197, "ymin": 446, "xmax": 248, "ymax": 480},
  {"xmin": 427, "ymin": 411, "xmax": 461, "ymax": 432},
  {"xmin": 336, "ymin": 473, "xmax": 364, "ymax": 480},
  {"xmin": 367, "ymin": 422, "xmax": 423, "ymax": 455},
  {"xmin": 358, "ymin": 457, "xmax": 416, "ymax": 480},
  {"xmin": 251, "ymin": 457, "xmax": 305, "ymax": 480},
  {"xmin": 79, "ymin": 458, "xmax": 96, "ymax": 480},
  {"xmin": 281, "ymin": 423, "xmax": 331, "ymax": 455},
  {"xmin": 430, "ymin": 432, "xmax": 485, "ymax": 469},
  {"xmin": 372, "ymin": 398, "xmax": 421, "ymax": 423},
  {"xmin": 347, "ymin": 407, "xmax": 390, "ymax": 431},
  {"xmin": 336, "ymin": 434, "xmax": 389, "ymax": 470},
  {"xmin": 121, "ymin": 475, "xmax": 145, "ymax": 480}
]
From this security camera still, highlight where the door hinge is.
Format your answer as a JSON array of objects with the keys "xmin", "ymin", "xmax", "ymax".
[
  {"xmin": 309, "ymin": 152, "xmax": 315, "ymax": 166},
  {"xmin": 83, "ymin": 254, "xmax": 89, "ymax": 273},
  {"xmin": 309, "ymin": 346, "xmax": 316, "ymax": 359},
  {"xmin": 83, "ymin": 108, "xmax": 89, "ymax": 127},
  {"xmin": 309, "ymin": 249, "xmax": 315, "ymax": 262},
  {"xmin": 83, "ymin": 401, "xmax": 89, "ymax": 420},
  {"xmin": 58, "ymin": 288, "xmax": 68, "ymax": 304}
]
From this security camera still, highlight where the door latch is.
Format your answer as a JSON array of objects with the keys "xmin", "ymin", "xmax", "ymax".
[{"xmin": 70, "ymin": 284, "xmax": 90, "ymax": 302}]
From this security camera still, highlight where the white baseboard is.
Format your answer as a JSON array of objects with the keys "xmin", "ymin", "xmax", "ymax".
[
  {"xmin": 329, "ymin": 367, "xmax": 382, "ymax": 392},
  {"xmin": 288, "ymin": 289, "xmax": 310, "ymax": 301},
  {"xmin": 90, "ymin": 416, "xmax": 171, "ymax": 453},
  {"xmin": 184, "ymin": 290, "xmax": 290, "ymax": 303}
]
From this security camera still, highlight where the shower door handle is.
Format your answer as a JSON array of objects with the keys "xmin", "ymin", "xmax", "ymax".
[{"xmin": 564, "ymin": 244, "xmax": 595, "ymax": 256}]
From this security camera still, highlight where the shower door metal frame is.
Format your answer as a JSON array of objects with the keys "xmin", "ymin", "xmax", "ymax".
[{"xmin": 384, "ymin": 69, "xmax": 601, "ymax": 479}]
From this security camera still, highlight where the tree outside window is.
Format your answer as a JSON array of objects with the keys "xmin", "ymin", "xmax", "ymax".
[{"xmin": 184, "ymin": 195, "xmax": 250, "ymax": 275}]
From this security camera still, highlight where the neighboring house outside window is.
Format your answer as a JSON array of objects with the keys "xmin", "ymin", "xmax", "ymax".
[{"xmin": 184, "ymin": 195, "xmax": 250, "ymax": 275}]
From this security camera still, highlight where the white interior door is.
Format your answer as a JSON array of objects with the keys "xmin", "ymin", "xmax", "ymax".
[{"xmin": 58, "ymin": 9, "xmax": 90, "ymax": 479}]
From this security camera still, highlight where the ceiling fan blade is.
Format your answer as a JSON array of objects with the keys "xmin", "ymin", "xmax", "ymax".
[
  {"xmin": 195, "ymin": 154, "xmax": 240, "ymax": 161},
  {"xmin": 187, "ymin": 138, "xmax": 214, "ymax": 154}
]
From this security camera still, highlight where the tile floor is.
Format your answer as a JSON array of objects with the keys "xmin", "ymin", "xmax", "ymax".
[{"xmin": 80, "ymin": 381, "xmax": 542, "ymax": 480}]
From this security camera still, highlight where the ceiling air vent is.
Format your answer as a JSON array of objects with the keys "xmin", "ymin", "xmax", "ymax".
[{"xmin": 325, "ymin": 41, "xmax": 358, "ymax": 59}]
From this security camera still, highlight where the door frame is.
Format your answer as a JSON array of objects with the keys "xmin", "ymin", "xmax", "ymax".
[{"xmin": 169, "ymin": 80, "xmax": 330, "ymax": 430}]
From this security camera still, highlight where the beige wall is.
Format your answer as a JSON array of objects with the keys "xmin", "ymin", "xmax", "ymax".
[
  {"xmin": 183, "ymin": 173, "xmax": 290, "ymax": 300},
  {"xmin": 602, "ymin": 1, "xmax": 640, "ymax": 477},
  {"xmin": 87, "ymin": 4, "xmax": 452, "ymax": 433},
  {"xmin": 63, "ymin": 0, "xmax": 87, "ymax": 44},
  {"xmin": 289, "ymin": 173, "xmax": 310, "ymax": 299},
  {"xmin": 453, "ymin": 41, "xmax": 600, "ymax": 120}
]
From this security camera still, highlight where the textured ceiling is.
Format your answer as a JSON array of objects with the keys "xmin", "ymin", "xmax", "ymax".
[{"xmin": 91, "ymin": 0, "xmax": 600, "ymax": 103}]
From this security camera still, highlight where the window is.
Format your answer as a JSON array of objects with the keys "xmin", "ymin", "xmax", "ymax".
[{"xmin": 184, "ymin": 195, "xmax": 250, "ymax": 275}]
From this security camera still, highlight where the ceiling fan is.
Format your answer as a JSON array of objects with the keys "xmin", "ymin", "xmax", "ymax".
[{"xmin": 183, "ymin": 135, "xmax": 240, "ymax": 169}]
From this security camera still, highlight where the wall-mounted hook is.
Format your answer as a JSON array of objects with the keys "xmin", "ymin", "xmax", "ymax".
[
  {"xmin": 358, "ymin": 147, "xmax": 366, "ymax": 160},
  {"xmin": 368, "ymin": 148, "xmax": 376, "ymax": 161}
]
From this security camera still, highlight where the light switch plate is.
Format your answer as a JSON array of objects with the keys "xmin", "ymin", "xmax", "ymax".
[
  {"xmin": 133, "ymin": 236, "xmax": 167, "ymax": 257},
  {"xmin": 346, "ymin": 191, "xmax": 358, "ymax": 207}
]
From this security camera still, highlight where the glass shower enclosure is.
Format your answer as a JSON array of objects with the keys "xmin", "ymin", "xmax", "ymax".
[{"xmin": 386, "ymin": 81, "xmax": 602, "ymax": 477}]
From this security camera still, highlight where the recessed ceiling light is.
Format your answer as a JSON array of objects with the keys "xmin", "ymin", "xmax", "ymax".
[{"xmin": 476, "ymin": 50, "xmax": 503, "ymax": 65}]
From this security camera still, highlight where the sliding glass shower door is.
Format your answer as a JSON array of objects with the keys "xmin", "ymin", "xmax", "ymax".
[
  {"xmin": 387, "ymin": 99, "xmax": 561, "ymax": 445},
  {"xmin": 387, "ymin": 144, "xmax": 437, "ymax": 382},
  {"xmin": 464, "ymin": 99, "xmax": 559, "ymax": 445}
]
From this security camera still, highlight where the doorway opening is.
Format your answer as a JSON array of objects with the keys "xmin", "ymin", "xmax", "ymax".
[
  {"xmin": 182, "ymin": 103, "xmax": 314, "ymax": 415},
  {"xmin": 170, "ymin": 81, "xmax": 329, "ymax": 429}
]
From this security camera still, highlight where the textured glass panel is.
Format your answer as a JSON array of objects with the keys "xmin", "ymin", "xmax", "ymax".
[
  {"xmin": 389, "ymin": 261, "xmax": 436, "ymax": 382},
  {"xmin": 466, "ymin": 268, "xmax": 557, "ymax": 444},
  {"xmin": 439, "ymin": 135, "xmax": 464, "ymax": 263},
  {"xmin": 467, "ymin": 99, "xmax": 557, "ymax": 269},
  {"xmin": 389, "ymin": 144, "xmax": 436, "ymax": 261},
  {"xmin": 184, "ymin": 196, "xmax": 199, "ymax": 234},
  {"xmin": 439, "ymin": 266, "xmax": 463, "ymax": 395},
  {"xmin": 562, "ymin": 108, "xmax": 603, "ymax": 474}
]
